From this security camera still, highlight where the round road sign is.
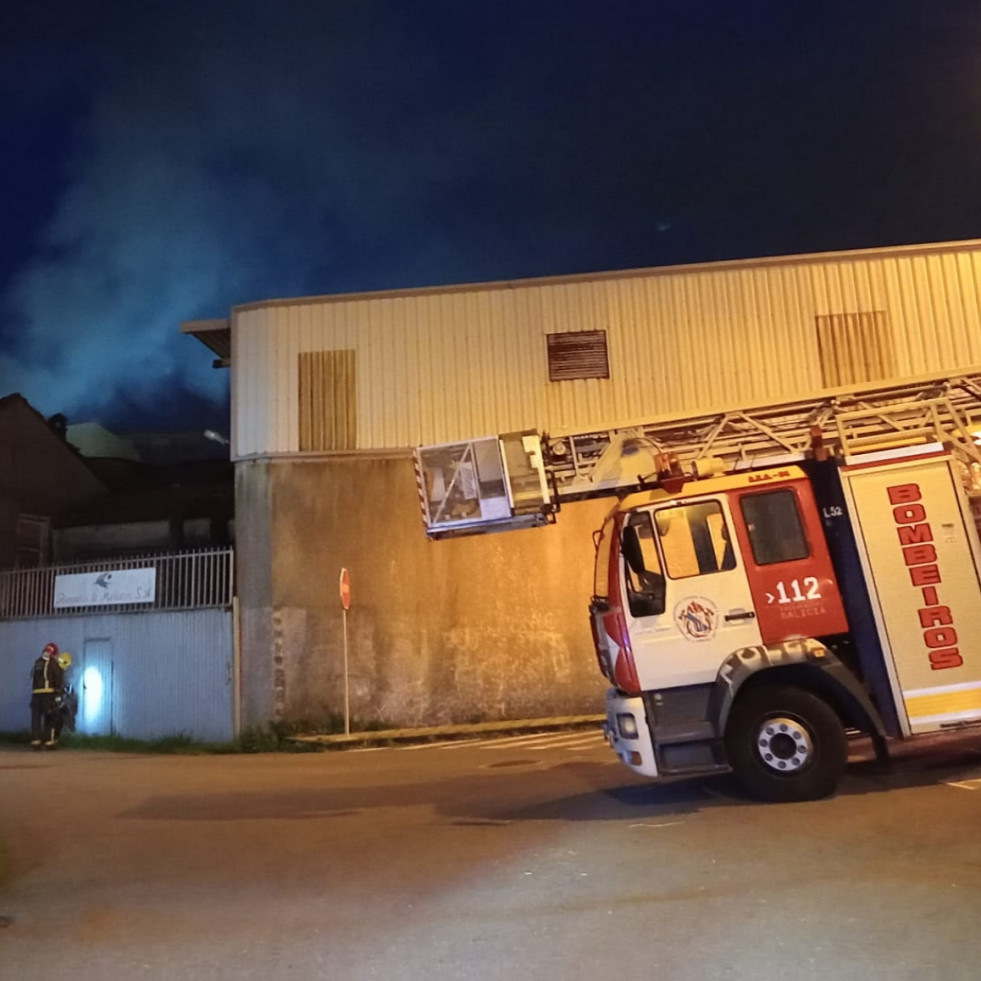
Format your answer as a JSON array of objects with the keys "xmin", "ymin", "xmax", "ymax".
[{"xmin": 339, "ymin": 567, "xmax": 351, "ymax": 611}]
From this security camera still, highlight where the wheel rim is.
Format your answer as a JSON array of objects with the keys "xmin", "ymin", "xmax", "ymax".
[{"xmin": 754, "ymin": 716, "xmax": 813, "ymax": 773}]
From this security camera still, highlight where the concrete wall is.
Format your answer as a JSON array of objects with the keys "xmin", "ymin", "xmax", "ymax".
[
  {"xmin": 236, "ymin": 461, "xmax": 276, "ymax": 728},
  {"xmin": 236, "ymin": 454, "xmax": 610, "ymax": 729}
]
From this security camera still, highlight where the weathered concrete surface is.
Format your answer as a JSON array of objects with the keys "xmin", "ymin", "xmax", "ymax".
[
  {"xmin": 3, "ymin": 734, "xmax": 981, "ymax": 980},
  {"xmin": 235, "ymin": 460, "xmax": 276, "ymax": 728},
  {"xmin": 238, "ymin": 454, "xmax": 611, "ymax": 729},
  {"xmin": 290, "ymin": 713, "xmax": 606, "ymax": 746}
]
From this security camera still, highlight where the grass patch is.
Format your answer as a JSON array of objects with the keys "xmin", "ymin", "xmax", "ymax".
[
  {"xmin": 0, "ymin": 714, "xmax": 404, "ymax": 755},
  {"xmin": 0, "ymin": 727, "xmax": 323, "ymax": 755}
]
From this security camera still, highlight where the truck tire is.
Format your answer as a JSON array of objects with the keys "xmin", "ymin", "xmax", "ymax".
[{"xmin": 724, "ymin": 685, "xmax": 847, "ymax": 802}]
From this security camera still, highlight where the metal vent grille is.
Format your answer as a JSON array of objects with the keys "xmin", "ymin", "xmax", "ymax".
[
  {"xmin": 546, "ymin": 330, "xmax": 609, "ymax": 381},
  {"xmin": 298, "ymin": 350, "xmax": 357, "ymax": 451},
  {"xmin": 816, "ymin": 311, "xmax": 895, "ymax": 388}
]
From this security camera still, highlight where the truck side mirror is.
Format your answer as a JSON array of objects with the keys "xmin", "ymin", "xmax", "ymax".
[
  {"xmin": 621, "ymin": 525, "xmax": 645, "ymax": 570},
  {"xmin": 621, "ymin": 525, "xmax": 666, "ymax": 617}
]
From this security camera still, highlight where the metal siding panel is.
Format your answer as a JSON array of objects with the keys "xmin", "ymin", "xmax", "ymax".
[
  {"xmin": 391, "ymin": 297, "xmax": 410, "ymax": 445},
  {"xmin": 913, "ymin": 254, "xmax": 939, "ymax": 366},
  {"xmin": 952, "ymin": 251, "xmax": 981, "ymax": 364},
  {"xmin": 285, "ymin": 304, "xmax": 304, "ymax": 452},
  {"xmin": 440, "ymin": 292, "xmax": 462, "ymax": 438},
  {"xmin": 275, "ymin": 307, "xmax": 293, "ymax": 453},
  {"xmin": 789, "ymin": 264, "xmax": 819, "ymax": 387},
  {"xmin": 720, "ymin": 270, "xmax": 745, "ymax": 404},
  {"xmin": 114, "ymin": 610, "xmax": 233, "ymax": 742},
  {"xmin": 746, "ymin": 268, "xmax": 773, "ymax": 396},
  {"xmin": 671, "ymin": 274, "xmax": 700, "ymax": 410},
  {"xmin": 484, "ymin": 289, "xmax": 511, "ymax": 431},
  {"xmin": 362, "ymin": 299, "xmax": 380, "ymax": 445},
  {"xmin": 236, "ymin": 310, "xmax": 276, "ymax": 457},
  {"xmin": 372, "ymin": 298, "xmax": 388, "ymax": 446},
  {"xmin": 944, "ymin": 252, "xmax": 968, "ymax": 365},
  {"xmin": 410, "ymin": 294, "xmax": 431, "ymax": 442},
  {"xmin": 259, "ymin": 311, "xmax": 277, "ymax": 452},
  {"xmin": 882, "ymin": 257, "xmax": 914, "ymax": 374},
  {"xmin": 508, "ymin": 285, "xmax": 547, "ymax": 436},
  {"xmin": 910, "ymin": 254, "xmax": 937, "ymax": 366},
  {"xmin": 385, "ymin": 296, "xmax": 401, "ymax": 445},
  {"xmin": 464, "ymin": 291, "xmax": 485, "ymax": 432},
  {"xmin": 472, "ymin": 291, "xmax": 492, "ymax": 429},
  {"xmin": 940, "ymin": 252, "xmax": 967, "ymax": 365},
  {"xmin": 423, "ymin": 293, "xmax": 447, "ymax": 440}
]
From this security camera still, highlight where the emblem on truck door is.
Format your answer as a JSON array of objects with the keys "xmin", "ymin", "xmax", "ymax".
[{"xmin": 674, "ymin": 596, "xmax": 719, "ymax": 641}]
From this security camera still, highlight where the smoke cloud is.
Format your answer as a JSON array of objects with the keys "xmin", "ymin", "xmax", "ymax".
[{"xmin": 2, "ymin": 1, "xmax": 980, "ymax": 431}]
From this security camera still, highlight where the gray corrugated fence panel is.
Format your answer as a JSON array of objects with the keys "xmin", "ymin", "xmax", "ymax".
[
  {"xmin": 0, "ymin": 619, "xmax": 43, "ymax": 734},
  {"xmin": 0, "ymin": 610, "xmax": 234, "ymax": 743}
]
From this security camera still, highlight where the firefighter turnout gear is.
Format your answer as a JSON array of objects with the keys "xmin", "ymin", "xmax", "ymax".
[{"xmin": 30, "ymin": 644, "xmax": 65, "ymax": 748}]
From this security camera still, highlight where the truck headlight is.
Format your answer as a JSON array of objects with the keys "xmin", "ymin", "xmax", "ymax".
[{"xmin": 617, "ymin": 713, "xmax": 639, "ymax": 740}]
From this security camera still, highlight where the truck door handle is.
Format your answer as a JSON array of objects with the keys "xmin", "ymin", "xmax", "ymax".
[{"xmin": 725, "ymin": 610, "xmax": 757, "ymax": 621}]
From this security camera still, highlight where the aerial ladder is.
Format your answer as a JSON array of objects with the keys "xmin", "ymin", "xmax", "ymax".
[{"xmin": 414, "ymin": 368, "xmax": 981, "ymax": 540}]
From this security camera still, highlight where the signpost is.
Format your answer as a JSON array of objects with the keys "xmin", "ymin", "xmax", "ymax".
[{"xmin": 339, "ymin": 568, "xmax": 351, "ymax": 735}]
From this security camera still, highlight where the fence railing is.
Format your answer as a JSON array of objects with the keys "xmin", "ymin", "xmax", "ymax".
[{"xmin": 0, "ymin": 548, "xmax": 234, "ymax": 620}]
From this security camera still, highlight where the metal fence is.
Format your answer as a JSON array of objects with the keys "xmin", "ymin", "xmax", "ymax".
[{"xmin": 0, "ymin": 548, "xmax": 234, "ymax": 620}]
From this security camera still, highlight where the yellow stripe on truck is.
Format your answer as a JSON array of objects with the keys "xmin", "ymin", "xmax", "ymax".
[{"xmin": 904, "ymin": 684, "xmax": 981, "ymax": 722}]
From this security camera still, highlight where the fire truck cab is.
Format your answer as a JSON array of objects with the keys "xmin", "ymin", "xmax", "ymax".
[{"xmin": 597, "ymin": 447, "xmax": 981, "ymax": 801}]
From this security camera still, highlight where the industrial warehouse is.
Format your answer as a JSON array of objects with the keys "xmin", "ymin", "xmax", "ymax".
[{"xmin": 181, "ymin": 237, "xmax": 981, "ymax": 734}]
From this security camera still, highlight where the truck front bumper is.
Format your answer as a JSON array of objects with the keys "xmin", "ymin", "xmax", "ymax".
[{"xmin": 603, "ymin": 689, "xmax": 659, "ymax": 778}]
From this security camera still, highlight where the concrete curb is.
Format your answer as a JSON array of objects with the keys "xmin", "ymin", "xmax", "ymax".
[{"xmin": 289, "ymin": 714, "xmax": 606, "ymax": 747}]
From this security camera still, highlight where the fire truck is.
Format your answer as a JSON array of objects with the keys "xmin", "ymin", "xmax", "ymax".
[{"xmin": 413, "ymin": 370, "xmax": 981, "ymax": 801}]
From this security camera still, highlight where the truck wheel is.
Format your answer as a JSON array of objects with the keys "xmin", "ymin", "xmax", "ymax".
[{"xmin": 724, "ymin": 686, "xmax": 847, "ymax": 802}]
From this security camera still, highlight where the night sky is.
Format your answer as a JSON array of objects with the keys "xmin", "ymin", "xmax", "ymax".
[{"xmin": 3, "ymin": 1, "xmax": 981, "ymax": 434}]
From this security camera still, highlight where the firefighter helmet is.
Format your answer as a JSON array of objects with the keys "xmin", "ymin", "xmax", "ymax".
[
  {"xmin": 57, "ymin": 652, "xmax": 72, "ymax": 670},
  {"xmin": 42, "ymin": 642, "xmax": 58, "ymax": 658}
]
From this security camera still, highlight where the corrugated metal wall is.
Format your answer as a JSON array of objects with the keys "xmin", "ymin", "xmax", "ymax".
[
  {"xmin": 231, "ymin": 240, "xmax": 981, "ymax": 457},
  {"xmin": 0, "ymin": 610, "xmax": 234, "ymax": 742}
]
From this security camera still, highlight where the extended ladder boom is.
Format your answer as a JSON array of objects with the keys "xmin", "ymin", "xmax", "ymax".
[{"xmin": 414, "ymin": 368, "xmax": 981, "ymax": 539}]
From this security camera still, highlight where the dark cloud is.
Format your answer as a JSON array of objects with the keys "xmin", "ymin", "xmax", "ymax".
[{"xmin": 2, "ymin": 1, "xmax": 981, "ymax": 430}]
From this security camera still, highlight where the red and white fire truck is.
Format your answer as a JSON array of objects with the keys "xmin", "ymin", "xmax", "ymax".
[{"xmin": 414, "ymin": 370, "xmax": 981, "ymax": 800}]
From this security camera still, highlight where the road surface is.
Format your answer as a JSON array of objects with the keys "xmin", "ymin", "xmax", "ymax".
[{"xmin": 2, "ymin": 728, "xmax": 981, "ymax": 980}]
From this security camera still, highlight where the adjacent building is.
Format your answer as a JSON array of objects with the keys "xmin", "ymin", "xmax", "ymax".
[
  {"xmin": 0, "ymin": 395, "xmax": 107, "ymax": 570},
  {"xmin": 0, "ymin": 407, "xmax": 235, "ymax": 741}
]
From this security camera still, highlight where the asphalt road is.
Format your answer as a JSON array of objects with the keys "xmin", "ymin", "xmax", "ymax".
[{"xmin": 2, "ymin": 727, "xmax": 981, "ymax": 981}]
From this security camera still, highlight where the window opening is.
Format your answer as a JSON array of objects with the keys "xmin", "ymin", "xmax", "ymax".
[
  {"xmin": 621, "ymin": 511, "xmax": 666, "ymax": 618},
  {"xmin": 740, "ymin": 489, "xmax": 810, "ymax": 565},
  {"xmin": 654, "ymin": 501, "xmax": 736, "ymax": 579}
]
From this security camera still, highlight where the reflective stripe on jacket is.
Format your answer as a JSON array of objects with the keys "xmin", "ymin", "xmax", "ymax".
[{"xmin": 31, "ymin": 656, "xmax": 63, "ymax": 695}]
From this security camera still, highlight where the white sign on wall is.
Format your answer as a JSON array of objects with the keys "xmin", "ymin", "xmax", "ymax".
[{"xmin": 54, "ymin": 568, "xmax": 157, "ymax": 609}]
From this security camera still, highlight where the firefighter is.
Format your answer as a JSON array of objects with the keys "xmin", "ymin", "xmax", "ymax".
[{"xmin": 30, "ymin": 642, "xmax": 65, "ymax": 749}]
